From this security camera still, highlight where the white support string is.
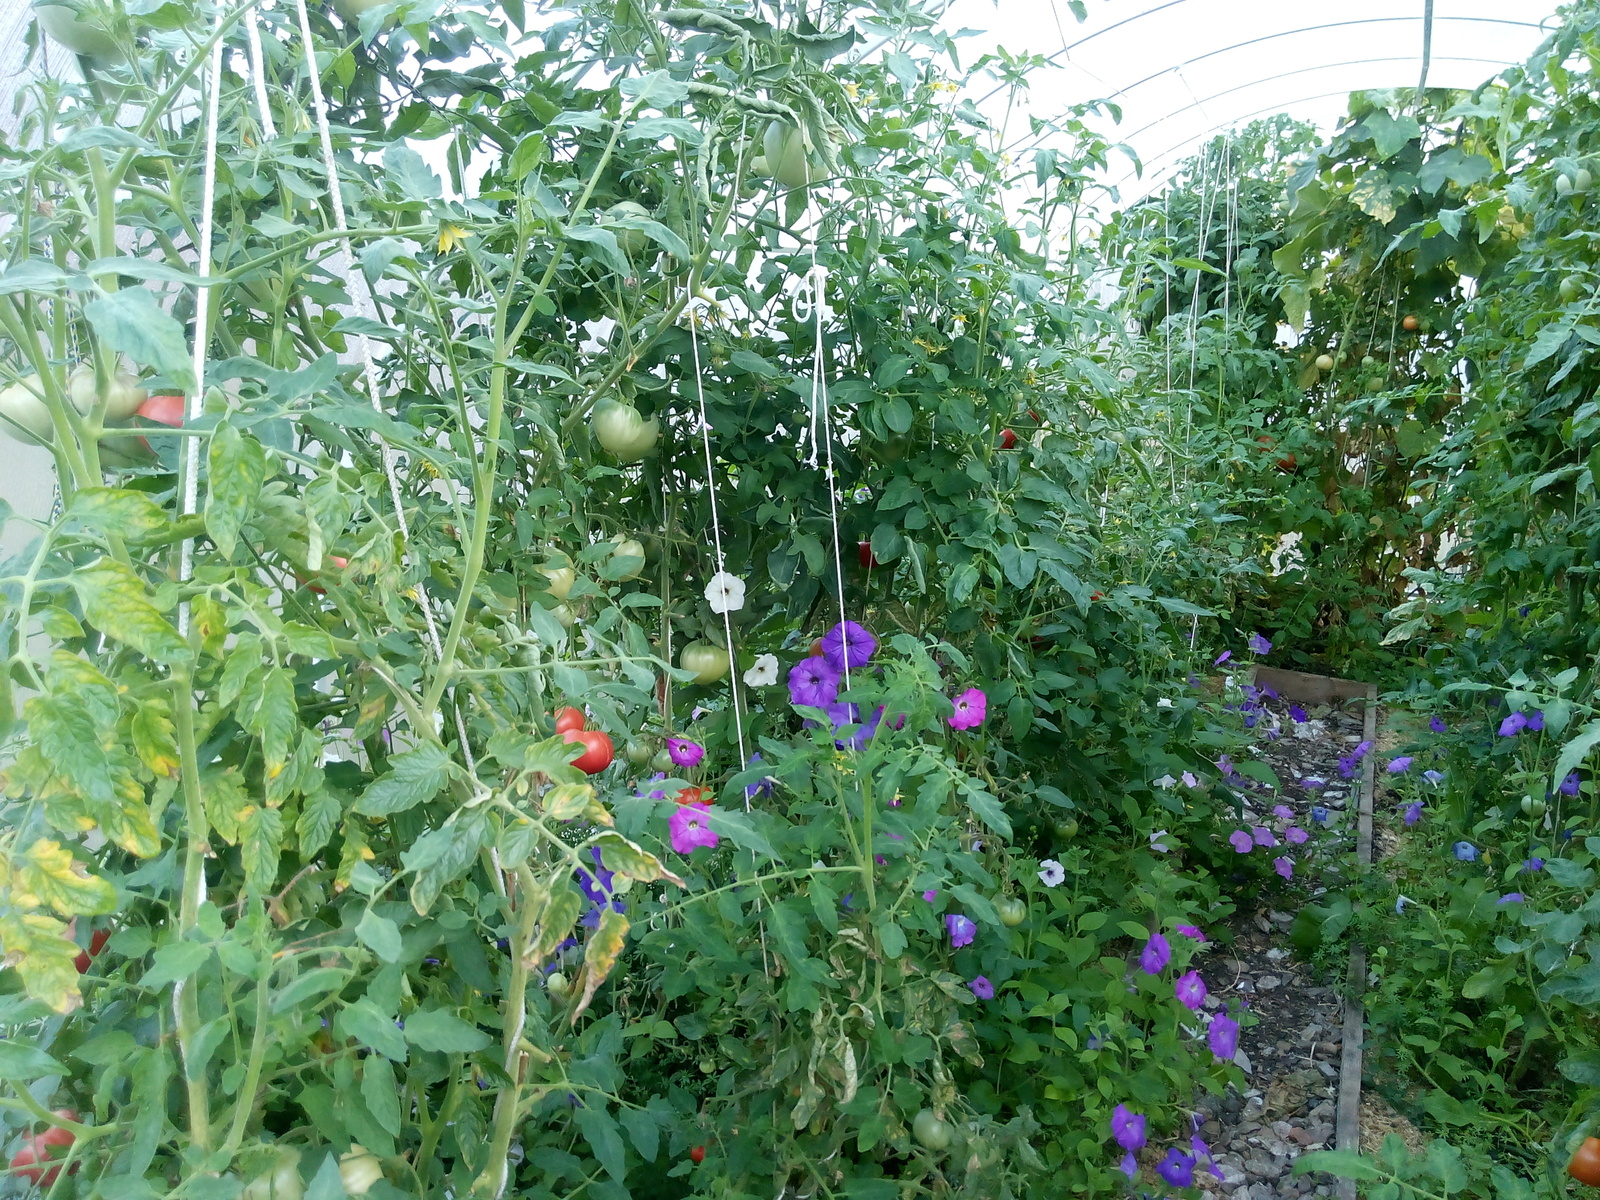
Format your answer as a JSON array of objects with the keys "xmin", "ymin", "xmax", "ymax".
[
  {"xmin": 177, "ymin": 22, "xmax": 226, "ymax": 637},
  {"xmin": 291, "ymin": 0, "xmax": 474, "ymax": 770},
  {"xmin": 244, "ymin": 4, "xmax": 277, "ymax": 141},
  {"xmin": 801, "ymin": 264, "xmax": 855, "ymax": 695},
  {"xmin": 685, "ymin": 299, "xmax": 748, "ymax": 775}
]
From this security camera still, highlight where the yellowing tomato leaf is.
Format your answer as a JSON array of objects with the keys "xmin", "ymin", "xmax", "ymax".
[
  {"xmin": 205, "ymin": 421, "xmax": 268, "ymax": 558},
  {"xmin": 69, "ymin": 558, "xmax": 190, "ymax": 665},
  {"xmin": 17, "ymin": 838, "xmax": 117, "ymax": 916}
]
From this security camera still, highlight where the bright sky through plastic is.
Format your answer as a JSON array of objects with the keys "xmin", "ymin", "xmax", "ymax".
[{"xmin": 942, "ymin": 0, "xmax": 1557, "ymax": 206}]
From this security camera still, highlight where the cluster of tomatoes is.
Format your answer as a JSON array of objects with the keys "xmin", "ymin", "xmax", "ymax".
[
  {"xmin": 8, "ymin": 1112, "xmax": 80, "ymax": 1187},
  {"xmin": 555, "ymin": 707, "xmax": 614, "ymax": 774}
]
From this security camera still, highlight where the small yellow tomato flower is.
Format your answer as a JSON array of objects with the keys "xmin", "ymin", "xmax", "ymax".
[{"xmin": 438, "ymin": 224, "xmax": 470, "ymax": 253}]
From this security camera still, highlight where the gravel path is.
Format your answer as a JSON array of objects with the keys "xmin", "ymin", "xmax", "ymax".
[{"xmin": 1196, "ymin": 694, "xmax": 1371, "ymax": 1200}]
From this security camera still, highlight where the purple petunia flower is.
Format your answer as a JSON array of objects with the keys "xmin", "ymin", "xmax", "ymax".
[
  {"xmin": 1499, "ymin": 712, "xmax": 1528, "ymax": 737},
  {"xmin": 821, "ymin": 620, "xmax": 876, "ymax": 671},
  {"xmin": 1273, "ymin": 804, "xmax": 1294, "ymax": 820},
  {"xmin": 1354, "ymin": 740, "xmax": 1374, "ymax": 759},
  {"xmin": 667, "ymin": 737, "xmax": 704, "ymax": 768},
  {"xmin": 1403, "ymin": 802, "xmax": 1423, "ymax": 826},
  {"xmin": 1273, "ymin": 856, "xmax": 1294, "ymax": 880},
  {"xmin": 1247, "ymin": 632, "xmax": 1272, "ymax": 655},
  {"xmin": 946, "ymin": 913, "xmax": 976, "ymax": 948},
  {"xmin": 1430, "ymin": 716, "xmax": 1447, "ymax": 733},
  {"xmin": 788, "ymin": 657, "xmax": 841, "ymax": 707},
  {"xmin": 968, "ymin": 975, "xmax": 995, "ymax": 999},
  {"xmin": 1285, "ymin": 826, "xmax": 1308, "ymax": 845},
  {"xmin": 1252, "ymin": 826, "xmax": 1278, "ymax": 848},
  {"xmin": 1289, "ymin": 704, "xmax": 1308, "ymax": 723},
  {"xmin": 1176, "ymin": 924, "xmax": 1207, "ymax": 942},
  {"xmin": 1560, "ymin": 772, "xmax": 1582, "ymax": 797},
  {"xmin": 1140, "ymin": 932, "xmax": 1172, "ymax": 975},
  {"xmin": 1215, "ymin": 650, "xmax": 1232, "ymax": 665},
  {"xmin": 1112, "ymin": 1104, "xmax": 1147, "ymax": 1151},
  {"xmin": 1528, "ymin": 710, "xmax": 1545, "ymax": 732},
  {"xmin": 948, "ymin": 687, "xmax": 987, "ymax": 731},
  {"xmin": 1118, "ymin": 1151, "xmax": 1138, "ymax": 1180},
  {"xmin": 1453, "ymin": 841, "xmax": 1478, "ymax": 862},
  {"xmin": 1174, "ymin": 970, "xmax": 1207, "ymax": 1010},
  {"xmin": 922, "ymin": 889, "xmax": 938, "ymax": 903},
  {"xmin": 1311, "ymin": 805, "xmax": 1329, "ymax": 824},
  {"xmin": 1229, "ymin": 830, "xmax": 1253, "ymax": 853},
  {"xmin": 745, "ymin": 753, "xmax": 773, "ymax": 801},
  {"xmin": 1387, "ymin": 756, "xmax": 1413, "ymax": 774},
  {"xmin": 1208, "ymin": 1012, "xmax": 1240, "ymax": 1060},
  {"xmin": 1157, "ymin": 1149, "xmax": 1197, "ymax": 1188}
]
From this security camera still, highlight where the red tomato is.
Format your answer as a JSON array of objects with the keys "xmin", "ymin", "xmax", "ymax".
[
  {"xmin": 74, "ymin": 929, "xmax": 109, "ymax": 974},
  {"xmin": 1027, "ymin": 409, "xmax": 1040, "ymax": 423},
  {"xmin": 137, "ymin": 394, "xmax": 185, "ymax": 427},
  {"xmin": 302, "ymin": 556, "xmax": 347, "ymax": 595},
  {"xmin": 675, "ymin": 786, "xmax": 707, "ymax": 807},
  {"xmin": 998, "ymin": 429, "xmax": 1017, "ymax": 450},
  {"xmin": 36, "ymin": 1113, "xmax": 78, "ymax": 1150},
  {"xmin": 858, "ymin": 541, "xmax": 878, "ymax": 570},
  {"xmin": 553, "ymin": 707, "xmax": 587, "ymax": 735},
  {"xmin": 563, "ymin": 729, "xmax": 613, "ymax": 775},
  {"xmin": 689, "ymin": 1146, "xmax": 706, "ymax": 1165},
  {"xmin": 1570, "ymin": 1139, "xmax": 1600, "ymax": 1186},
  {"xmin": 1090, "ymin": 590, "xmax": 1104, "ymax": 601},
  {"xmin": 808, "ymin": 639, "xmax": 824, "ymax": 657}
]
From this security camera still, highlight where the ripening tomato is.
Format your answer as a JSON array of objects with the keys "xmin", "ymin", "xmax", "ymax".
[
  {"xmin": 998, "ymin": 428, "xmax": 1018, "ymax": 450},
  {"xmin": 675, "ymin": 786, "xmax": 707, "ymax": 806},
  {"xmin": 302, "ymin": 556, "xmax": 348, "ymax": 595},
  {"xmin": 563, "ymin": 729, "xmax": 614, "ymax": 775},
  {"xmin": 858, "ymin": 541, "xmax": 878, "ymax": 569},
  {"xmin": 1402, "ymin": 314, "xmax": 1419, "ymax": 332},
  {"xmin": 73, "ymin": 929, "xmax": 109, "ymax": 974},
  {"xmin": 1314, "ymin": 353, "xmax": 1334, "ymax": 372},
  {"xmin": 137, "ymin": 393, "xmax": 186, "ymax": 427},
  {"xmin": 809, "ymin": 639, "xmax": 824, "ymax": 657},
  {"xmin": 1569, "ymin": 1137, "xmax": 1600, "ymax": 1186},
  {"xmin": 35, "ymin": 1113, "xmax": 78, "ymax": 1151},
  {"xmin": 553, "ymin": 706, "xmax": 587, "ymax": 735},
  {"xmin": 689, "ymin": 1145, "xmax": 706, "ymax": 1165},
  {"xmin": 11, "ymin": 1139, "xmax": 58, "ymax": 1187}
]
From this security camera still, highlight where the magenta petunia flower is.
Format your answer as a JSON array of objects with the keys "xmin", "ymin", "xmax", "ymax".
[
  {"xmin": 1111, "ymin": 1103, "xmax": 1147, "ymax": 1151},
  {"xmin": 1228, "ymin": 830, "xmax": 1253, "ymax": 853},
  {"xmin": 946, "ymin": 913, "xmax": 976, "ymax": 948},
  {"xmin": 968, "ymin": 975, "xmax": 995, "ymax": 999},
  {"xmin": 1176, "ymin": 924, "xmax": 1207, "ymax": 942},
  {"xmin": 669, "ymin": 803, "xmax": 720, "ymax": 855},
  {"xmin": 1208, "ymin": 1012, "xmax": 1239, "ymax": 1060},
  {"xmin": 1273, "ymin": 856, "xmax": 1293, "ymax": 879},
  {"xmin": 922, "ymin": 888, "xmax": 938, "ymax": 902},
  {"xmin": 667, "ymin": 737, "xmax": 704, "ymax": 768},
  {"xmin": 1285, "ymin": 826, "xmax": 1308, "ymax": 845},
  {"xmin": 788, "ymin": 656, "xmax": 841, "ymax": 707},
  {"xmin": 1174, "ymin": 970, "xmax": 1207, "ymax": 1010},
  {"xmin": 821, "ymin": 620, "xmax": 875, "ymax": 671},
  {"xmin": 948, "ymin": 687, "xmax": 987, "ymax": 731},
  {"xmin": 1139, "ymin": 932, "xmax": 1171, "ymax": 975}
]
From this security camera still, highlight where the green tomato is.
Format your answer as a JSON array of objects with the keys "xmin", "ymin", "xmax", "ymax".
[
  {"xmin": 1314, "ymin": 353, "xmax": 1334, "ymax": 372},
  {"xmin": 241, "ymin": 1150, "xmax": 304, "ymax": 1200},
  {"xmin": 546, "ymin": 971, "xmax": 569, "ymax": 997},
  {"xmin": 69, "ymin": 364, "xmax": 147, "ymax": 420},
  {"xmin": 680, "ymin": 641, "xmax": 730, "ymax": 685},
  {"xmin": 1521, "ymin": 795, "xmax": 1547, "ymax": 818},
  {"xmin": 603, "ymin": 201, "xmax": 652, "ymax": 258},
  {"xmin": 35, "ymin": 3, "xmax": 120, "ymax": 58},
  {"xmin": 332, "ymin": 0, "xmax": 394, "ymax": 25},
  {"xmin": 610, "ymin": 537, "xmax": 646, "ymax": 580},
  {"xmin": 912, "ymin": 1109, "xmax": 953, "ymax": 1151},
  {"xmin": 761, "ymin": 122, "xmax": 812, "ymax": 189},
  {"xmin": 1578, "ymin": 167, "xmax": 1594, "ymax": 193},
  {"xmin": 0, "ymin": 375, "xmax": 53, "ymax": 445},
  {"xmin": 337, "ymin": 1148, "xmax": 384, "ymax": 1198},
  {"xmin": 625, "ymin": 740, "xmax": 653, "ymax": 767},
  {"xmin": 591, "ymin": 400, "xmax": 659, "ymax": 463},
  {"xmin": 1561, "ymin": 276, "xmax": 1585, "ymax": 303},
  {"xmin": 1052, "ymin": 816, "xmax": 1079, "ymax": 840},
  {"xmin": 1361, "ymin": 355, "xmax": 1377, "ymax": 368},
  {"xmin": 651, "ymin": 748, "xmax": 675, "ymax": 773},
  {"xmin": 995, "ymin": 896, "xmax": 1026, "ymax": 927},
  {"xmin": 1558, "ymin": 173, "xmax": 1575, "ymax": 197}
]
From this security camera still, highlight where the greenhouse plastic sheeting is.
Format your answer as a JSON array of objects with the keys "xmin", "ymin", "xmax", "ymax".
[{"xmin": 946, "ymin": 0, "xmax": 1557, "ymax": 201}]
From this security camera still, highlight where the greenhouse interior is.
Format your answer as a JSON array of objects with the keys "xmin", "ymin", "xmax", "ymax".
[{"xmin": 4, "ymin": 1, "xmax": 1600, "ymax": 1198}]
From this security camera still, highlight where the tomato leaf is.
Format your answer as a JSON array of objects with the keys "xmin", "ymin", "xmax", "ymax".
[
  {"xmin": 356, "ymin": 743, "xmax": 455, "ymax": 816},
  {"xmin": 206, "ymin": 421, "xmax": 268, "ymax": 558},
  {"xmin": 69, "ymin": 558, "xmax": 191, "ymax": 664},
  {"xmin": 82, "ymin": 288, "xmax": 194, "ymax": 387}
]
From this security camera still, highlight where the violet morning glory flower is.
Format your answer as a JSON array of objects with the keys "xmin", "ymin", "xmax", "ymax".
[
  {"xmin": 1273, "ymin": 856, "xmax": 1294, "ymax": 880},
  {"xmin": 1182, "ymin": 771, "xmax": 1200, "ymax": 788},
  {"xmin": 745, "ymin": 753, "xmax": 773, "ymax": 801},
  {"xmin": 667, "ymin": 737, "xmax": 704, "ymax": 768},
  {"xmin": 1174, "ymin": 970, "xmax": 1207, "ymax": 1010},
  {"xmin": 1453, "ymin": 841, "xmax": 1478, "ymax": 862},
  {"xmin": 1111, "ymin": 1104, "xmax": 1147, "ymax": 1151},
  {"xmin": 948, "ymin": 687, "xmax": 987, "ymax": 731},
  {"xmin": 1430, "ymin": 716, "xmax": 1447, "ymax": 733},
  {"xmin": 1285, "ymin": 826, "xmax": 1308, "ymax": 845},
  {"xmin": 1499, "ymin": 712, "xmax": 1528, "ymax": 737},
  {"xmin": 1157, "ymin": 1149, "xmax": 1197, "ymax": 1188},
  {"xmin": 1499, "ymin": 893, "xmax": 1525, "ymax": 904},
  {"xmin": 1214, "ymin": 650, "xmax": 1232, "ymax": 665},
  {"xmin": 1176, "ymin": 924, "xmax": 1207, "ymax": 942},
  {"xmin": 1252, "ymin": 826, "xmax": 1278, "ymax": 848},
  {"xmin": 1387, "ymin": 756, "xmax": 1413, "ymax": 774},
  {"xmin": 1247, "ymin": 632, "xmax": 1272, "ymax": 655},
  {"xmin": 574, "ymin": 845, "xmax": 615, "ymax": 906},
  {"xmin": 788, "ymin": 657, "xmax": 840, "ymax": 707},
  {"xmin": 1229, "ymin": 830, "xmax": 1253, "ymax": 853},
  {"xmin": 1140, "ymin": 932, "xmax": 1172, "ymax": 975},
  {"xmin": 946, "ymin": 913, "xmax": 976, "ymax": 948},
  {"xmin": 1523, "ymin": 857, "xmax": 1544, "ymax": 872},
  {"xmin": 968, "ymin": 975, "xmax": 995, "ymax": 999},
  {"xmin": 1422, "ymin": 770, "xmax": 1444, "ymax": 785},
  {"xmin": 1528, "ymin": 710, "xmax": 1545, "ymax": 732},
  {"xmin": 669, "ymin": 804, "xmax": 720, "ymax": 855},
  {"xmin": 1354, "ymin": 739, "xmax": 1374, "ymax": 759},
  {"xmin": 1289, "ymin": 704, "xmax": 1308, "ymax": 723},
  {"xmin": 1208, "ymin": 1012, "xmax": 1240, "ymax": 1060},
  {"xmin": 1561, "ymin": 772, "xmax": 1582, "ymax": 797},
  {"xmin": 1118, "ymin": 1151, "xmax": 1137, "ymax": 1180},
  {"xmin": 821, "ymin": 620, "xmax": 875, "ymax": 671},
  {"xmin": 1311, "ymin": 806, "xmax": 1329, "ymax": 824},
  {"xmin": 922, "ymin": 889, "xmax": 938, "ymax": 903}
]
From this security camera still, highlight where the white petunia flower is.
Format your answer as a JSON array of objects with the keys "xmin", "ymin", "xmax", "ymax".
[
  {"xmin": 1038, "ymin": 859, "xmax": 1066, "ymax": 887},
  {"xmin": 704, "ymin": 571, "xmax": 745, "ymax": 614},
  {"xmin": 744, "ymin": 653, "xmax": 780, "ymax": 687},
  {"xmin": 1154, "ymin": 774, "xmax": 1177, "ymax": 789}
]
